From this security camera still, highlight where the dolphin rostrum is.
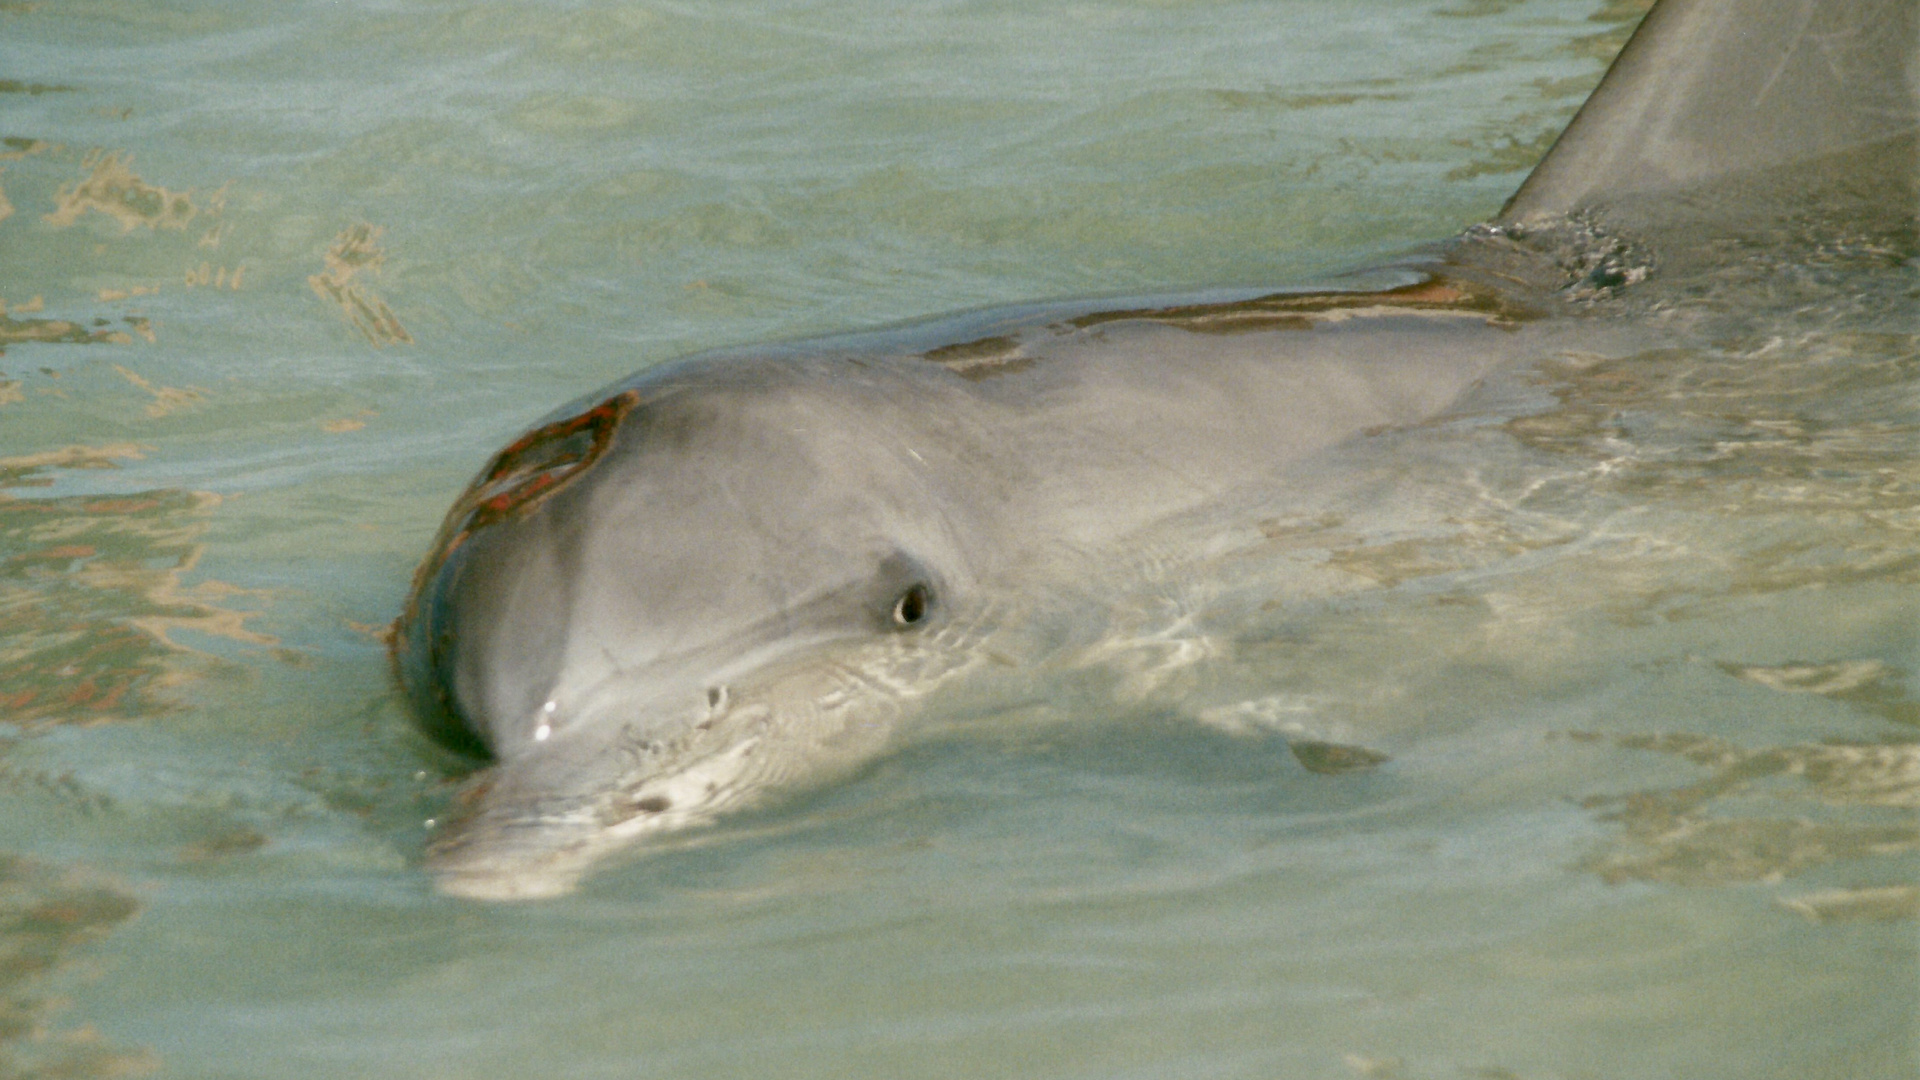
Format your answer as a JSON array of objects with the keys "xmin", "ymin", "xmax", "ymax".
[{"xmin": 394, "ymin": 0, "xmax": 1917, "ymax": 899}]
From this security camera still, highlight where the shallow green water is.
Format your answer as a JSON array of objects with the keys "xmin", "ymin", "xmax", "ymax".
[{"xmin": 1, "ymin": 1, "xmax": 1915, "ymax": 1077}]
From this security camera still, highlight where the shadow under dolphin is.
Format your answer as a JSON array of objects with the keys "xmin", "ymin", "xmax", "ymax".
[{"xmin": 394, "ymin": 0, "xmax": 1917, "ymax": 899}]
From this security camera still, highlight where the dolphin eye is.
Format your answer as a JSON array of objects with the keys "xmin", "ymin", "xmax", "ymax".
[{"xmin": 891, "ymin": 583, "xmax": 933, "ymax": 628}]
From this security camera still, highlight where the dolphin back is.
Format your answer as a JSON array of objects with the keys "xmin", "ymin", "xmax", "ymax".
[{"xmin": 1501, "ymin": 0, "xmax": 1918, "ymax": 221}]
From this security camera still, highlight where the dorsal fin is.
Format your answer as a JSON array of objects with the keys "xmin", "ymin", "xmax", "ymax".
[{"xmin": 1501, "ymin": 0, "xmax": 1918, "ymax": 222}]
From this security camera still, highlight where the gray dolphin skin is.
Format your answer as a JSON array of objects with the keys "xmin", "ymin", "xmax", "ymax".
[{"xmin": 395, "ymin": 0, "xmax": 1917, "ymax": 900}]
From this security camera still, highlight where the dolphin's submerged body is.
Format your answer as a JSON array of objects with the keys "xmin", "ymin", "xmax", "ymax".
[{"xmin": 396, "ymin": 0, "xmax": 1917, "ymax": 899}]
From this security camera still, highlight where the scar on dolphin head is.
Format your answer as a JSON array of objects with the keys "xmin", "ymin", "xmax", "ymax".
[
  {"xmin": 393, "ymin": 0, "xmax": 1919, "ymax": 899},
  {"xmin": 459, "ymin": 389, "xmax": 641, "ymax": 534}
]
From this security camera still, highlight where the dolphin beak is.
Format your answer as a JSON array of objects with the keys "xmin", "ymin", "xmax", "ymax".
[
  {"xmin": 424, "ymin": 766, "xmax": 614, "ymax": 900},
  {"xmin": 427, "ymin": 812, "xmax": 601, "ymax": 901},
  {"xmin": 422, "ymin": 703, "xmax": 772, "ymax": 900}
]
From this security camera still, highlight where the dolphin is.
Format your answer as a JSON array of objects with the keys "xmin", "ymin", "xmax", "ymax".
[{"xmin": 394, "ymin": 0, "xmax": 1917, "ymax": 899}]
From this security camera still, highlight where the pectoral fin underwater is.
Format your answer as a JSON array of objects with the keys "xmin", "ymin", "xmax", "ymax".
[{"xmin": 394, "ymin": 0, "xmax": 1918, "ymax": 899}]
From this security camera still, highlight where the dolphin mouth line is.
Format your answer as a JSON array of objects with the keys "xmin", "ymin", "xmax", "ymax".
[{"xmin": 520, "ymin": 619, "xmax": 891, "ymax": 748}]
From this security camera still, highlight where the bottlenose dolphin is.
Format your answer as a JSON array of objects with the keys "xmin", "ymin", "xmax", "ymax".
[{"xmin": 395, "ymin": 0, "xmax": 1917, "ymax": 899}]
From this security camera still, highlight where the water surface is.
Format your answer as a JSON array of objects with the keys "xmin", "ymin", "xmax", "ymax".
[{"xmin": 0, "ymin": 1, "xmax": 1914, "ymax": 1077}]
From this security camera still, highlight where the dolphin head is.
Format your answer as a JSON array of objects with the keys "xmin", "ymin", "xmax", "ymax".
[{"xmin": 395, "ymin": 359, "xmax": 983, "ymax": 897}]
